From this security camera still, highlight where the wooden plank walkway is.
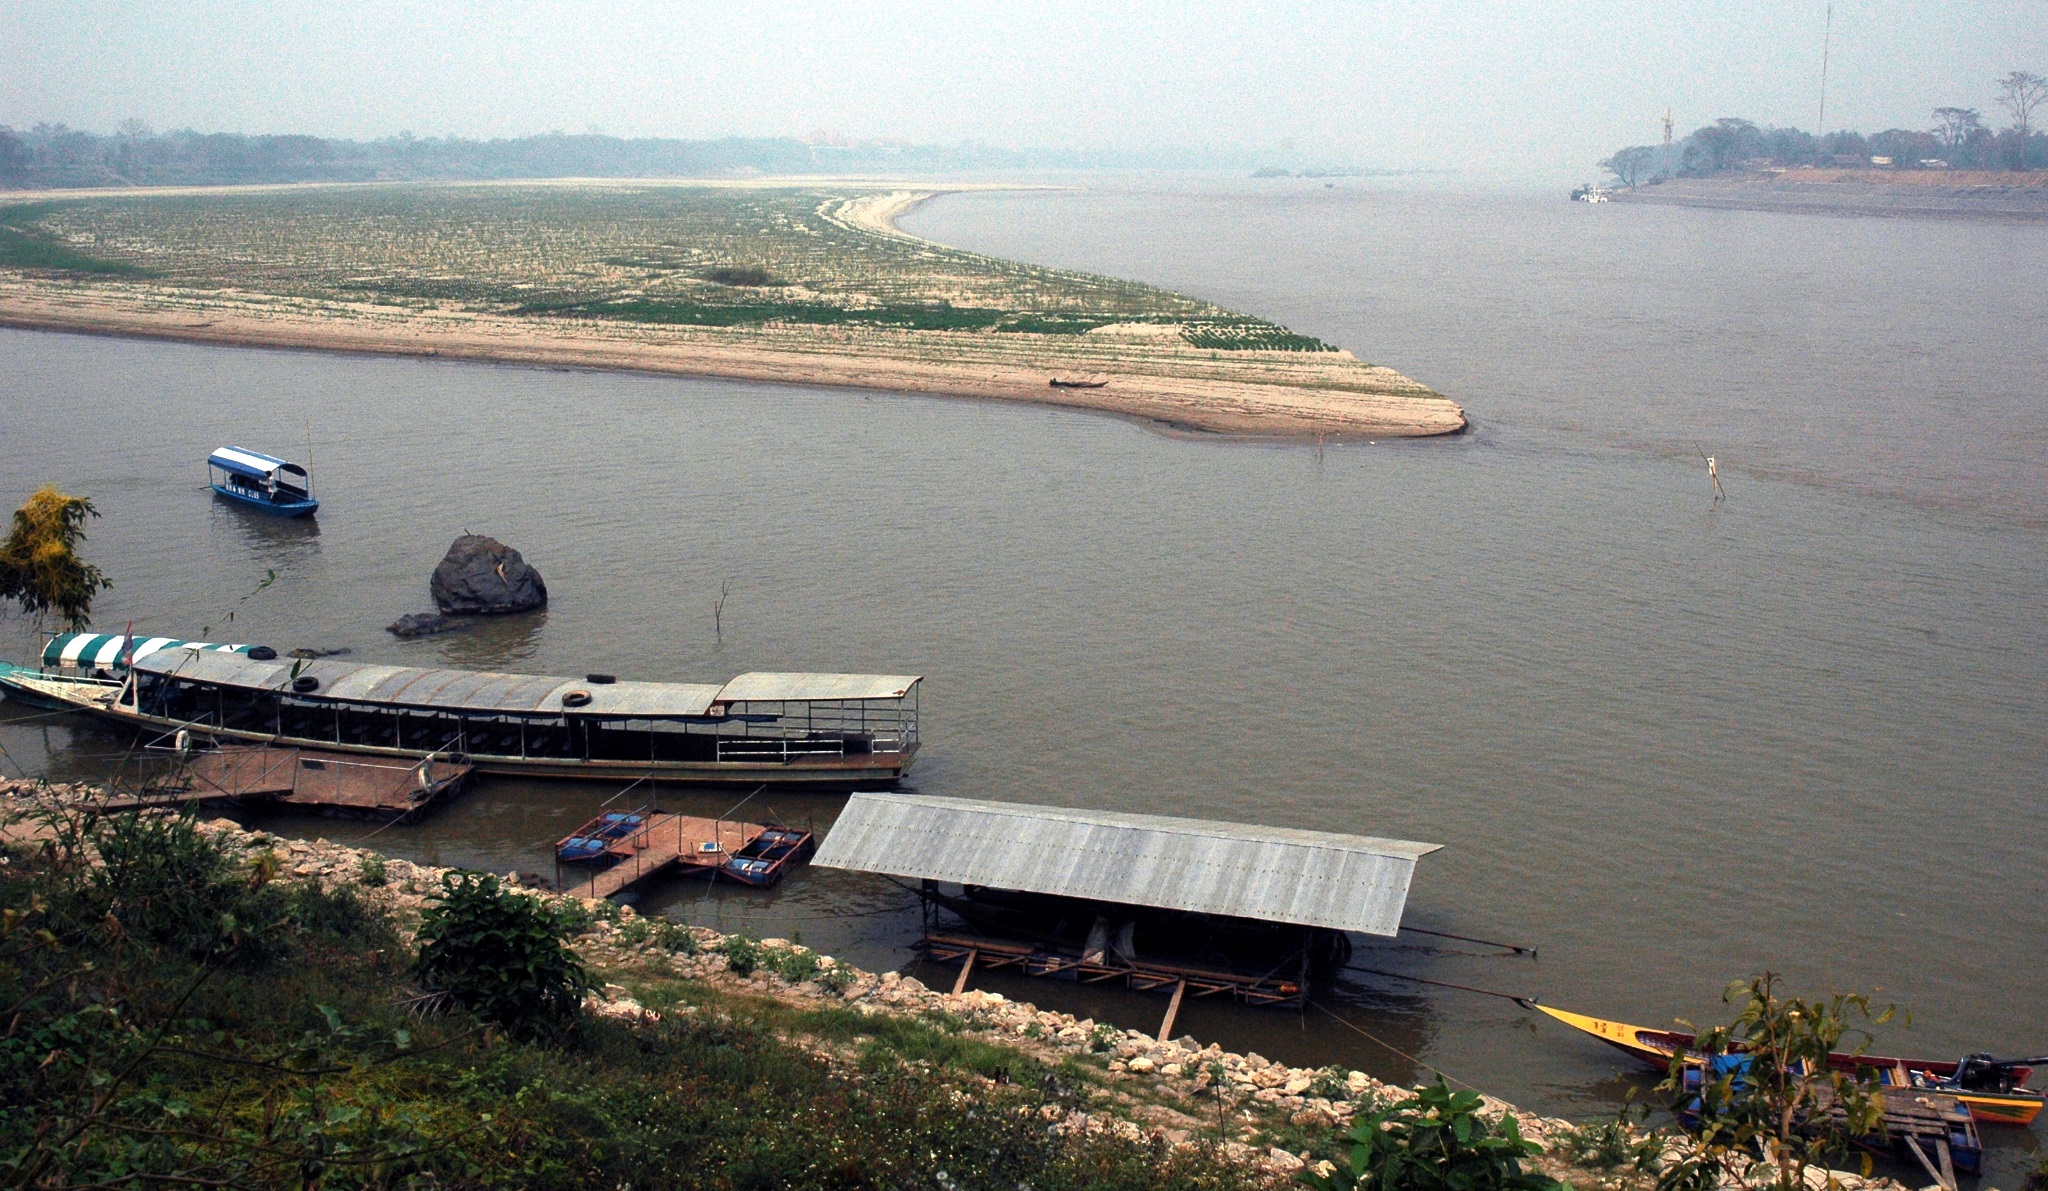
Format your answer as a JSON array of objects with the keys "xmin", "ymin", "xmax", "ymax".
[{"xmin": 561, "ymin": 813, "xmax": 766, "ymax": 900}]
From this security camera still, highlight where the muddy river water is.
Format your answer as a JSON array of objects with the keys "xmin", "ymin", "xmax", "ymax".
[{"xmin": 3, "ymin": 179, "xmax": 2043, "ymax": 1174}]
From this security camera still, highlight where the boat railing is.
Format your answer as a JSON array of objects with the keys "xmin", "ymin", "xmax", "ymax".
[{"xmin": 714, "ymin": 736, "xmax": 848, "ymax": 763}]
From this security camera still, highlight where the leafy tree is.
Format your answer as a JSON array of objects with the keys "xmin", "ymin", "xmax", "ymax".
[
  {"xmin": 415, "ymin": 871, "xmax": 592, "ymax": 1039},
  {"xmin": 1300, "ymin": 1080, "xmax": 1562, "ymax": 1191},
  {"xmin": 1931, "ymin": 107, "xmax": 1986, "ymax": 161},
  {"xmin": 1600, "ymin": 146, "xmax": 1657, "ymax": 188},
  {"xmin": 0, "ymin": 485, "xmax": 111, "ymax": 629},
  {"xmin": 1681, "ymin": 118, "xmax": 1763, "ymax": 174},
  {"xmin": 1653, "ymin": 973, "xmax": 1895, "ymax": 1191},
  {"xmin": 1995, "ymin": 71, "xmax": 2048, "ymax": 168}
]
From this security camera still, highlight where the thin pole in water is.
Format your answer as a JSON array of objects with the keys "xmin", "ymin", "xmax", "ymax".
[{"xmin": 1815, "ymin": 1, "xmax": 1834, "ymax": 159}]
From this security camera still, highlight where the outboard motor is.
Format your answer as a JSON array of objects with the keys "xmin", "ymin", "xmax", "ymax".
[{"xmin": 1951, "ymin": 1052, "xmax": 2048, "ymax": 1093}]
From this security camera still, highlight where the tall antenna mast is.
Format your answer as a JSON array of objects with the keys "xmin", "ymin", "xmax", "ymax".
[
  {"xmin": 1815, "ymin": 2, "xmax": 1834, "ymax": 163},
  {"xmin": 1662, "ymin": 108, "xmax": 1673, "ymax": 146}
]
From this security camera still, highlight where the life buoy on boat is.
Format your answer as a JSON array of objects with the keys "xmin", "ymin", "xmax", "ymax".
[
  {"xmin": 174, "ymin": 729, "xmax": 192, "ymax": 755},
  {"xmin": 561, "ymin": 689, "xmax": 593, "ymax": 708},
  {"xmin": 292, "ymin": 675, "xmax": 320, "ymax": 693},
  {"xmin": 248, "ymin": 645, "xmax": 278, "ymax": 661}
]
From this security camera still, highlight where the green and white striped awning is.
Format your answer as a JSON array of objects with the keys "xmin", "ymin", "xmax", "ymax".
[{"xmin": 42, "ymin": 632, "xmax": 256, "ymax": 671}]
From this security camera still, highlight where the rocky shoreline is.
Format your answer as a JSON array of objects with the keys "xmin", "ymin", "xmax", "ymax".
[{"xmin": 0, "ymin": 779, "xmax": 1925, "ymax": 1189}]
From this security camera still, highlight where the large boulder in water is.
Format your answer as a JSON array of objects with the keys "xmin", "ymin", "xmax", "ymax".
[{"xmin": 430, "ymin": 535, "xmax": 547, "ymax": 615}]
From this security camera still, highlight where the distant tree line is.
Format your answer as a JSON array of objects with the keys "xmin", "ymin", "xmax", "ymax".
[
  {"xmin": 1600, "ymin": 70, "xmax": 2047, "ymax": 186},
  {"xmin": 0, "ymin": 122, "xmax": 1295, "ymax": 189}
]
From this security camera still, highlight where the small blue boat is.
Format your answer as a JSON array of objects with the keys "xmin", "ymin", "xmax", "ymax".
[{"xmin": 208, "ymin": 446, "xmax": 318, "ymax": 517}]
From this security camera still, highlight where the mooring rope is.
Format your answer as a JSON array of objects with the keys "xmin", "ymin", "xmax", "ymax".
[
  {"xmin": 1308, "ymin": 999, "xmax": 1490, "ymax": 1095},
  {"xmin": 1400, "ymin": 926, "xmax": 1537, "ymax": 956},
  {"xmin": 1343, "ymin": 964, "xmax": 1538, "ymax": 1009}
]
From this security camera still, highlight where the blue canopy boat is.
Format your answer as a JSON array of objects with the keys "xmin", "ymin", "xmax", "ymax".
[{"xmin": 208, "ymin": 446, "xmax": 318, "ymax": 517}]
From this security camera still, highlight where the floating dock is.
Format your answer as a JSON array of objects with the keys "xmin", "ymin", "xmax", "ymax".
[
  {"xmin": 813, "ymin": 792, "xmax": 1442, "ymax": 1037},
  {"xmin": 556, "ymin": 812, "xmax": 785, "ymax": 900},
  {"xmin": 102, "ymin": 745, "xmax": 471, "ymax": 820}
]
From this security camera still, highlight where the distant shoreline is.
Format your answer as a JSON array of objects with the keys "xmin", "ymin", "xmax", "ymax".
[
  {"xmin": 0, "ymin": 181, "xmax": 1467, "ymax": 440},
  {"xmin": 1611, "ymin": 171, "xmax": 2048, "ymax": 223}
]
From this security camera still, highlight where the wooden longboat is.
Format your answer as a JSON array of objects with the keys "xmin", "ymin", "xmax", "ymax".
[
  {"xmin": 1539, "ymin": 1005, "xmax": 2044, "ymax": 1127},
  {"xmin": 4, "ymin": 634, "xmax": 921, "ymax": 789}
]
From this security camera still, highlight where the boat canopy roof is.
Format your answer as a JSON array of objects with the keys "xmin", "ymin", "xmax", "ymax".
[
  {"xmin": 43, "ymin": 632, "xmax": 256, "ymax": 670},
  {"xmin": 209, "ymin": 446, "xmax": 308, "ymax": 481},
  {"xmin": 717, "ymin": 672, "xmax": 920, "ymax": 703},
  {"xmin": 813, "ymin": 793, "xmax": 1441, "ymax": 936},
  {"xmin": 130, "ymin": 649, "xmax": 919, "ymax": 718}
]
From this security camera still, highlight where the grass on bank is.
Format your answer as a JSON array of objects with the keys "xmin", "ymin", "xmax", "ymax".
[
  {"xmin": 0, "ymin": 186, "xmax": 1335, "ymax": 350},
  {"xmin": 0, "ymin": 804, "xmax": 1259, "ymax": 1189},
  {"xmin": 0, "ymin": 204, "xmax": 152, "ymax": 275}
]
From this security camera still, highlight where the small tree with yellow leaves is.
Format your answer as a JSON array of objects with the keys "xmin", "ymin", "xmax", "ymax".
[{"xmin": 0, "ymin": 485, "xmax": 112, "ymax": 629}]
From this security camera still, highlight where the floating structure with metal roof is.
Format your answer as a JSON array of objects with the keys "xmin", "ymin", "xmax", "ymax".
[
  {"xmin": 4, "ymin": 635, "xmax": 920, "ymax": 787},
  {"xmin": 814, "ymin": 793, "xmax": 1441, "ymax": 1021}
]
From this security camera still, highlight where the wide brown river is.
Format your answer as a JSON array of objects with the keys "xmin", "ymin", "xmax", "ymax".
[{"xmin": 3, "ymin": 181, "xmax": 2044, "ymax": 1175}]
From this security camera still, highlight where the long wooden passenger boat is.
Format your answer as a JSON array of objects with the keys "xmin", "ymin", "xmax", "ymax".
[
  {"xmin": 1539, "ymin": 1004, "xmax": 2044, "ymax": 1126},
  {"xmin": 2, "ymin": 633, "xmax": 920, "ymax": 788}
]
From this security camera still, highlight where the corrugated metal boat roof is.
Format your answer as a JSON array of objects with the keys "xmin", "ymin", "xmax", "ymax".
[
  {"xmin": 130, "ymin": 650, "xmax": 912, "ymax": 718},
  {"xmin": 718, "ymin": 672, "xmax": 921, "ymax": 702},
  {"xmin": 813, "ymin": 793, "xmax": 1441, "ymax": 936}
]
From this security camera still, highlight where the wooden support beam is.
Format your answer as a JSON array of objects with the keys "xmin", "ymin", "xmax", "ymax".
[
  {"xmin": 1158, "ymin": 980, "xmax": 1187, "ymax": 1042},
  {"xmin": 1905, "ymin": 1136, "xmax": 1951, "ymax": 1191},
  {"xmin": 1936, "ymin": 1135, "xmax": 1956, "ymax": 1191},
  {"xmin": 951, "ymin": 950, "xmax": 977, "ymax": 996}
]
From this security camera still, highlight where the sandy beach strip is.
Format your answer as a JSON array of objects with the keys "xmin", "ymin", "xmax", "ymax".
[{"xmin": 0, "ymin": 182, "xmax": 1465, "ymax": 438}]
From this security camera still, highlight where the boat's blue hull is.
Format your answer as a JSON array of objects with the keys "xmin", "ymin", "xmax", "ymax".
[{"xmin": 211, "ymin": 484, "xmax": 318, "ymax": 518}]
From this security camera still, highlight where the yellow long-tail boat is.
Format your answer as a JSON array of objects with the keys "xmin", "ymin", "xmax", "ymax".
[{"xmin": 1538, "ymin": 1004, "xmax": 2044, "ymax": 1127}]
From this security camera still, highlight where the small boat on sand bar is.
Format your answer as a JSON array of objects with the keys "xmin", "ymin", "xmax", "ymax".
[
  {"xmin": 1048, "ymin": 376, "xmax": 1108, "ymax": 389},
  {"xmin": 1538, "ymin": 1004, "xmax": 2045, "ymax": 1126},
  {"xmin": 208, "ymin": 446, "xmax": 319, "ymax": 517}
]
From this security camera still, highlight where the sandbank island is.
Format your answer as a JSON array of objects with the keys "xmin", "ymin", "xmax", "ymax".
[{"xmin": 0, "ymin": 181, "xmax": 1464, "ymax": 438}]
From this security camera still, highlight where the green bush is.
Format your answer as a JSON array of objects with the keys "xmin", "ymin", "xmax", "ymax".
[
  {"xmin": 1301, "ymin": 1081, "xmax": 1562, "ymax": 1191},
  {"xmin": 765, "ymin": 945, "xmax": 818, "ymax": 984},
  {"xmin": 356, "ymin": 852, "xmax": 388, "ymax": 887},
  {"xmin": 718, "ymin": 933, "xmax": 761, "ymax": 976},
  {"xmin": 816, "ymin": 962, "xmax": 854, "ymax": 994},
  {"xmin": 652, "ymin": 919, "xmax": 698, "ymax": 954},
  {"xmin": 62, "ymin": 809, "xmax": 297, "ymax": 964},
  {"xmin": 415, "ymin": 872, "xmax": 592, "ymax": 1039}
]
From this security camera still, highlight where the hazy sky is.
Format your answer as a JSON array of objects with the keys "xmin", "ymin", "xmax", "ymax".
[{"xmin": 5, "ymin": 1, "xmax": 2043, "ymax": 183}]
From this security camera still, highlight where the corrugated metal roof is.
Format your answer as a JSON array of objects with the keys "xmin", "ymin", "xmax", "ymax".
[
  {"xmin": 717, "ymin": 672, "xmax": 921, "ymax": 702},
  {"xmin": 131, "ymin": 649, "xmax": 754, "ymax": 718},
  {"xmin": 813, "ymin": 793, "xmax": 1441, "ymax": 936}
]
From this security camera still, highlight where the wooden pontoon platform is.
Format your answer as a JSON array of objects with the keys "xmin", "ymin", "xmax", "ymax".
[
  {"xmin": 102, "ymin": 745, "xmax": 471, "ymax": 821},
  {"xmin": 555, "ymin": 813, "xmax": 811, "ymax": 899}
]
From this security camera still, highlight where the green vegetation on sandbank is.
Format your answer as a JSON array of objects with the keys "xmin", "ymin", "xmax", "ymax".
[{"xmin": 0, "ymin": 184, "xmax": 1334, "ymax": 351}]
